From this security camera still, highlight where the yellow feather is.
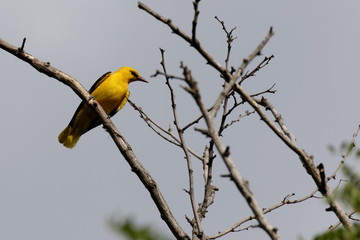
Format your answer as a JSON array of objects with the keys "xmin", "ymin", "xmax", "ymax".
[{"xmin": 58, "ymin": 67, "xmax": 147, "ymax": 148}]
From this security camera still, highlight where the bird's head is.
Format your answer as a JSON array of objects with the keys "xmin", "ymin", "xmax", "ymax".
[{"xmin": 118, "ymin": 66, "xmax": 148, "ymax": 84}]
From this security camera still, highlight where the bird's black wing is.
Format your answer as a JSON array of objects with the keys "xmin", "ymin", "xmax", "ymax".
[
  {"xmin": 88, "ymin": 71, "xmax": 112, "ymax": 94},
  {"xmin": 67, "ymin": 71, "xmax": 112, "ymax": 128}
]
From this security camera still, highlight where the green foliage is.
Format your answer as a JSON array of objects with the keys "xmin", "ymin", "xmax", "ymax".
[
  {"xmin": 314, "ymin": 165, "xmax": 360, "ymax": 240},
  {"xmin": 314, "ymin": 225, "xmax": 360, "ymax": 240},
  {"xmin": 109, "ymin": 217, "xmax": 169, "ymax": 240},
  {"xmin": 314, "ymin": 142, "xmax": 360, "ymax": 240},
  {"xmin": 341, "ymin": 166, "xmax": 360, "ymax": 212},
  {"xmin": 327, "ymin": 141, "xmax": 360, "ymax": 159}
]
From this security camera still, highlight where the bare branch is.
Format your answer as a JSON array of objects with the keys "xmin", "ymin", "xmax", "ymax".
[
  {"xmin": 223, "ymin": 125, "xmax": 359, "ymax": 238},
  {"xmin": 233, "ymin": 27, "xmax": 274, "ymax": 81},
  {"xmin": 255, "ymin": 97, "xmax": 296, "ymax": 142},
  {"xmin": 192, "ymin": 0, "xmax": 201, "ymax": 42},
  {"xmin": 128, "ymin": 99, "xmax": 204, "ymax": 161},
  {"xmin": 181, "ymin": 106, "xmax": 213, "ymax": 132},
  {"xmin": 328, "ymin": 125, "xmax": 360, "ymax": 181},
  {"xmin": 0, "ymin": 38, "xmax": 190, "ymax": 240},
  {"xmin": 19, "ymin": 37, "xmax": 26, "ymax": 52},
  {"xmin": 151, "ymin": 70, "xmax": 185, "ymax": 81},
  {"xmin": 181, "ymin": 65, "xmax": 280, "ymax": 240},
  {"xmin": 214, "ymin": 16, "xmax": 237, "ymax": 71},
  {"xmin": 138, "ymin": 0, "xmax": 351, "ymax": 232},
  {"xmin": 198, "ymin": 145, "xmax": 218, "ymax": 221},
  {"xmin": 233, "ymin": 82, "xmax": 351, "ymax": 228},
  {"xmin": 239, "ymin": 55, "xmax": 274, "ymax": 84},
  {"xmin": 222, "ymin": 110, "xmax": 255, "ymax": 130},
  {"xmin": 210, "ymin": 33, "xmax": 275, "ymax": 119},
  {"xmin": 210, "ymin": 190, "xmax": 318, "ymax": 239},
  {"xmin": 182, "ymin": 58, "xmax": 275, "ymax": 134},
  {"xmin": 250, "ymin": 83, "xmax": 277, "ymax": 97},
  {"xmin": 160, "ymin": 49, "xmax": 204, "ymax": 238},
  {"xmin": 138, "ymin": 1, "xmax": 227, "ymax": 77}
]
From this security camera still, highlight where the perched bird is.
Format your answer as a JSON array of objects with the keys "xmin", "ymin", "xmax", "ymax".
[{"xmin": 58, "ymin": 66, "xmax": 147, "ymax": 148}]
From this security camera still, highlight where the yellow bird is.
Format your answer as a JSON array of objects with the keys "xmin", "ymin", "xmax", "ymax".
[{"xmin": 58, "ymin": 66, "xmax": 147, "ymax": 148}]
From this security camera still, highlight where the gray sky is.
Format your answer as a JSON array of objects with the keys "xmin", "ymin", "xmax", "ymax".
[{"xmin": 1, "ymin": 0, "xmax": 360, "ymax": 239}]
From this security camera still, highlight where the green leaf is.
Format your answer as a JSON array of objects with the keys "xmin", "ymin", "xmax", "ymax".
[
  {"xmin": 315, "ymin": 224, "xmax": 360, "ymax": 240},
  {"xmin": 109, "ymin": 217, "xmax": 169, "ymax": 240},
  {"xmin": 327, "ymin": 144, "xmax": 336, "ymax": 154}
]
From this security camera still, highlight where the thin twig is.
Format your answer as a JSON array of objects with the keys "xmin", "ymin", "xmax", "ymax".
[
  {"xmin": 151, "ymin": 70, "xmax": 185, "ymax": 81},
  {"xmin": 328, "ymin": 125, "xmax": 360, "ymax": 181},
  {"xmin": 192, "ymin": 0, "xmax": 201, "ymax": 42},
  {"xmin": 18, "ymin": 37, "xmax": 26, "ymax": 52},
  {"xmin": 239, "ymin": 55, "xmax": 274, "ymax": 84},
  {"xmin": 198, "ymin": 145, "xmax": 218, "ymax": 221},
  {"xmin": 181, "ymin": 106, "xmax": 213, "ymax": 132},
  {"xmin": 160, "ymin": 48, "xmax": 204, "ymax": 239},
  {"xmin": 255, "ymin": 97, "xmax": 296, "ymax": 142},
  {"xmin": 214, "ymin": 16, "xmax": 237, "ymax": 72},
  {"xmin": 127, "ymin": 99, "xmax": 204, "ymax": 161},
  {"xmin": 222, "ymin": 110, "xmax": 255, "ymax": 130},
  {"xmin": 182, "ymin": 57, "xmax": 275, "ymax": 133},
  {"xmin": 209, "ymin": 30, "xmax": 275, "ymax": 119},
  {"xmin": 210, "ymin": 190, "xmax": 319, "ymax": 239}
]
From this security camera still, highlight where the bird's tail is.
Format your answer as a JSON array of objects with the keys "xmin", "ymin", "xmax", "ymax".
[{"xmin": 58, "ymin": 125, "xmax": 81, "ymax": 149}]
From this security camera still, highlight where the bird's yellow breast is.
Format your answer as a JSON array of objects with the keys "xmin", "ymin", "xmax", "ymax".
[{"xmin": 91, "ymin": 72, "xmax": 129, "ymax": 114}]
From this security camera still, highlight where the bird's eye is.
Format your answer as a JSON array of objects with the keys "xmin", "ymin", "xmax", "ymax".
[{"xmin": 130, "ymin": 70, "xmax": 139, "ymax": 78}]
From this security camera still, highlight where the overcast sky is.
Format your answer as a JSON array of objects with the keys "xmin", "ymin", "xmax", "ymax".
[{"xmin": 1, "ymin": 0, "xmax": 360, "ymax": 239}]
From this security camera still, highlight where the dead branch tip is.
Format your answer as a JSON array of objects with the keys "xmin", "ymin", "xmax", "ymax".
[{"xmin": 19, "ymin": 37, "xmax": 26, "ymax": 52}]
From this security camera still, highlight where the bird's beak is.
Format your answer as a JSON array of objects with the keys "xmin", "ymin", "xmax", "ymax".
[{"xmin": 136, "ymin": 76, "xmax": 148, "ymax": 83}]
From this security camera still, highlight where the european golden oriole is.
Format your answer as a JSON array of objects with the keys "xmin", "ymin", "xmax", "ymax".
[{"xmin": 58, "ymin": 66, "xmax": 147, "ymax": 148}]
